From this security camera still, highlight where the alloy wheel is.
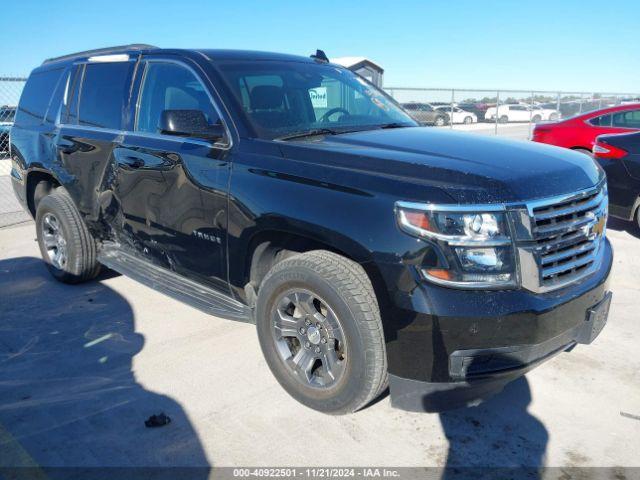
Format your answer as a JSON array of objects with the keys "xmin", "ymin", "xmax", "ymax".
[
  {"xmin": 271, "ymin": 289, "xmax": 347, "ymax": 389},
  {"xmin": 41, "ymin": 213, "xmax": 68, "ymax": 269}
]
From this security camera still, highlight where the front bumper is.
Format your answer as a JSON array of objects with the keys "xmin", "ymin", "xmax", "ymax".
[{"xmin": 384, "ymin": 239, "xmax": 613, "ymax": 412}]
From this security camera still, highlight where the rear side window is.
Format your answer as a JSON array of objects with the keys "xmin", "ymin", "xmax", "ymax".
[
  {"xmin": 612, "ymin": 110, "xmax": 640, "ymax": 128},
  {"xmin": 589, "ymin": 114, "xmax": 612, "ymax": 127},
  {"xmin": 136, "ymin": 62, "xmax": 220, "ymax": 133},
  {"xmin": 78, "ymin": 62, "xmax": 134, "ymax": 129},
  {"xmin": 15, "ymin": 68, "xmax": 64, "ymax": 126}
]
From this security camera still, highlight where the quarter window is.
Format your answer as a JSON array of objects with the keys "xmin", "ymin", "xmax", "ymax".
[
  {"xmin": 78, "ymin": 62, "xmax": 133, "ymax": 129},
  {"xmin": 136, "ymin": 62, "xmax": 221, "ymax": 134},
  {"xmin": 15, "ymin": 68, "xmax": 64, "ymax": 126},
  {"xmin": 589, "ymin": 114, "xmax": 611, "ymax": 127}
]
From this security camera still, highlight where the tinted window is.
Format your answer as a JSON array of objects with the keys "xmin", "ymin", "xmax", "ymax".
[
  {"xmin": 612, "ymin": 110, "xmax": 640, "ymax": 128},
  {"xmin": 589, "ymin": 114, "xmax": 611, "ymax": 127},
  {"xmin": 78, "ymin": 62, "xmax": 133, "ymax": 129},
  {"xmin": 15, "ymin": 68, "xmax": 64, "ymax": 126},
  {"xmin": 64, "ymin": 65, "xmax": 82, "ymax": 124},
  {"xmin": 45, "ymin": 69, "xmax": 71, "ymax": 124},
  {"xmin": 137, "ymin": 62, "xmax": 221, "ymax": 134}
]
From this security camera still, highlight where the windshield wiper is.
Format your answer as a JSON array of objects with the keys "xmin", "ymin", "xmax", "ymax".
[
  {"xmin": 276, "ymin": 128, "xmax": 340, "ymax": 141},
  {"xmin": 377, "ymin": 122, "xmax": 413, "ymax": 129}
]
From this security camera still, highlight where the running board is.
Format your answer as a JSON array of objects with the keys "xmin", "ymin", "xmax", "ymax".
[{"xmin": 98, "ymin": 243, "xmax": 253, "ymax": 322}]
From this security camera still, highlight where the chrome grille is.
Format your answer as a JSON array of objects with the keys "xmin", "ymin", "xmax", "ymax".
[{"xmin": 528, "ymin": 184, "xmax": 607, "ymax": 290}]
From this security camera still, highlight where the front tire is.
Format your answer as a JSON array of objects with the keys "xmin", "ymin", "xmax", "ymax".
[
  {"xmin": 255, "ymin": 250, "xmax": 387, "ymax": 414},
  {"xmin": 434, "ymin": 116, "xmax": 446, "ymax": 127},
  {"xmin": 499, "ymin": 115, "xmax": 509, "ymax": 123},
  {"xmin": 35, "ymin": 189, "xmax": 100, "ymax": 283}
]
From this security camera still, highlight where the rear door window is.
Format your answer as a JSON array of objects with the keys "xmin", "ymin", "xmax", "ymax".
[
  {"xmin": 612, "ymin": 110, "xmax": 640, "ymax": 128},
  {"xmin": 77, "ymin": 61, "xmax": 134, "ymax": 129},
  {"xmin": 15, "ymin": 68, "xmax": 64, "ymax": 126}
]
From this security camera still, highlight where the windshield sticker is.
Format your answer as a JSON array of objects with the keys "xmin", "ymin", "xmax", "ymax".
[{"xmin": 309, "ymin": 88, "xmax": 328, "ymax": 108}]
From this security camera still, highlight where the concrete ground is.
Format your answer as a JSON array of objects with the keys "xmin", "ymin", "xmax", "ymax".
[{"xmin": 0, "ymin": 219, "xmax": 639, "ymax": 470}]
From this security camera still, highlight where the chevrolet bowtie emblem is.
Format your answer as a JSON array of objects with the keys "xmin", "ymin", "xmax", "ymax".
[{"xmin": 592, "ymin": 215, "xmax": 606, "ymax": 236}]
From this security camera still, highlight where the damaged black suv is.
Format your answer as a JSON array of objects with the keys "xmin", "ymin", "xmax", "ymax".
[{"xmin": 11, "ymin": 45, "xmax": 612, "ymax": 413}]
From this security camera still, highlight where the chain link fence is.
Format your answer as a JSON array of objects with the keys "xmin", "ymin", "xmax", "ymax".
[
  {"xmin": 2, "ymin": 75, "xmax": 640, "ymax": 228},
  {"xmin": 385, "ymin": 87, "xmax": 640, "ymax": 141},
  {"xmin": 1, "ymin": 76, "xmax": 29, "ymax": 228}
]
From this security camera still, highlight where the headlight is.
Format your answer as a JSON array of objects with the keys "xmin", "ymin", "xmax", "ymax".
[{"xmin": 395, "ymin": 202, "xmax": 517, "ymax": 289}]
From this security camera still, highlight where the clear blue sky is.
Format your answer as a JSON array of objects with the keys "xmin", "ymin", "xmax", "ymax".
[{"xmin": 2, "ymin": 0, "xmax": 639, "ymax": 92}]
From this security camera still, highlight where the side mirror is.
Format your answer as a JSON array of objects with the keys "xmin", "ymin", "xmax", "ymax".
[{"xmin": 159, "ymin": 109, "xmax": 226, "ymax": 143}]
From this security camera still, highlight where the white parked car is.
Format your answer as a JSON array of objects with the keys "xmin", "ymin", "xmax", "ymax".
[
  {"xmin": 530, "ymin": 104, "xmax": 561, "ymax": 121},
  {"xmin": 484, "ymin": 104, "xmax": 560, "ymax": 123},
  {"xmin": 434, "ymin": 106, "xmax": 477, "ymax": 124}
]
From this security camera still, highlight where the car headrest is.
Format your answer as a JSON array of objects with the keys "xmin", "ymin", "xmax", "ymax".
[{"xmin": 250, "ymin": 85, "xmax": 284, "ymax": 110}]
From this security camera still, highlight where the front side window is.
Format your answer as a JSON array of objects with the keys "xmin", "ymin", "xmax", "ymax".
[
  {"xmin": 136, "ymin": 62, "xmax": 221, "ymax": 134},
  {"xmin": 218, "ymin": 60, "xmax": 416, "ymax": 139},
  {"xmin": 612, "ymin": 110, "xmax": 640, "ymax": 128},
  {"xmin": 78, "ymin": 62, "xmax": 134, "ymax": 129}
]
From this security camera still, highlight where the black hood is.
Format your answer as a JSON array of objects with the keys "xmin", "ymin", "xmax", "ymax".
[{"xmin": 277, "ymin": 127, "xmax": 604, "ymax": 204}]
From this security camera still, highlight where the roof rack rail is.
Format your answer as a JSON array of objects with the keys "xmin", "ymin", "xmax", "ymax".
[{"xmin": 42, "ymin": 44, "xmax": 158, "ymax": 65}]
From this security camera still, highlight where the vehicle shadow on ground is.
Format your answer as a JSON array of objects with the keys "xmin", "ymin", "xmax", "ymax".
[
  {"xmin": 0, "ymin": 257, "xmax": 210, "ymax": 478},
  {"xmin": 437, "ymin": 377, "xmax": 548, "ymax": 479},
  {"xmin": 607, "ymin": 216, "xmax": 640, "ymax": 239}
]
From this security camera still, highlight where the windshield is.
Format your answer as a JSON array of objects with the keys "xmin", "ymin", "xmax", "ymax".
[{"xmin": 216, "ymin": 60, "xmax": 417, "ymax": 139}]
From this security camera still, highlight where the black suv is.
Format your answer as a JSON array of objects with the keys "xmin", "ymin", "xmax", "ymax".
[{"xmin": 11, "ymin": 45, "xmax": 612, "ymax": 414}]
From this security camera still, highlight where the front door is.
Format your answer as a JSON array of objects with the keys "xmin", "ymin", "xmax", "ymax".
[{"xmin": 111, "ymin": 57, "xmax": 232, "ymax": 293}]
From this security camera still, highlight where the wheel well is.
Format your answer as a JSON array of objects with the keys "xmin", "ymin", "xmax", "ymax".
[
  {"xmin": 26, "ymin": 171, "xmax": 60, "ymax": 217},
  {"xmin": 244, "ymin": 232, "xmax": 390, "ymax": 312}
]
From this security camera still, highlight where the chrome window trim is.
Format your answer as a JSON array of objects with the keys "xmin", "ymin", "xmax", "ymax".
[{"xmin": 133, "ymin": 58, "xmax": 233, "ymax": 151}]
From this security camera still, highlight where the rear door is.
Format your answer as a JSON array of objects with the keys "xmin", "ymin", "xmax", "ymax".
[
  {"xmin": 111, "ymin": 56, "xmax": 232, "ymax": 292},
  {"xmin": 56, "ymin": 58, "xmax": 135, "ymax": 222}
]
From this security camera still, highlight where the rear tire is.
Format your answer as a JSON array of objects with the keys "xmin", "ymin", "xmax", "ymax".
[
  {"xmin": 463, "ymin": 116, "xmax": 473, "ymax": 124},
  {"xmin": 35, "ymin": 189, "xmax": 101, "ymax": 284},
  {"xmin": 434, "ymin": 116, "xmax": 446, "ymax": 127},
  {"xmin": 255, "ymin": 250, "xmax": 387, "ymax": 414},
  {"xmin": 532, "ymin": 115, "xmax": 542, "ymax": 123}
]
